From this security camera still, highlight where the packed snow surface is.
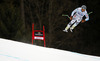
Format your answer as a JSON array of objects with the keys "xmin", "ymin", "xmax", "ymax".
[{"xmin": 0, "ymin": 38, "xmax": 100, "ymax": 61}]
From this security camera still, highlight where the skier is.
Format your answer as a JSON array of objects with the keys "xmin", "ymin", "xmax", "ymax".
[{"xmin": 63, "ymin": 5, "xmax": 89, "ymax": 32}]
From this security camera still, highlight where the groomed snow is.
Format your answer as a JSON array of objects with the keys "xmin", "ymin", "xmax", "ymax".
[{"xmin": 0, "ymin": 38, "xmax": 100, "ymax": 61}]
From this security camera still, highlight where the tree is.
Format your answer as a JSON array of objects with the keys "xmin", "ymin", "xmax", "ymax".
[{"xmin": 0, "ymin": 0, "xmax": 21, "ymax": 40}]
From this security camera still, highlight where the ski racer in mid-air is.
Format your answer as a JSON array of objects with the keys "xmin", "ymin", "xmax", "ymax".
[{"xmin": 63, "ymin": 5, "xmax": 89, "ymax": 32}]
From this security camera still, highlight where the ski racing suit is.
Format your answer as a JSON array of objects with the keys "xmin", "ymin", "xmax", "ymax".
[{"xmin": 65, "ymin": 7, "xmax": 89, "ymax": 31}]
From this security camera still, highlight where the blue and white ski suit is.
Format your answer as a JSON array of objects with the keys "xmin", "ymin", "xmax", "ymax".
[{"xmin": 65, "ymin": 7, "xmax": 89, "ymax": 31}]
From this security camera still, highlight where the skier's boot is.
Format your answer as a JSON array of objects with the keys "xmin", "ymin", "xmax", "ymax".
[
  {"xmin": 63, "ymin": 29, "xmax": 68, "ymax": 32},
  {"xmin": 70, "ymin": 28, "xmax": 73, "ymax": 32}
]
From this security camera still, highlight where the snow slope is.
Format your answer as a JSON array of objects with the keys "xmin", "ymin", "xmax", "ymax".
[{"xmin": 0, "ymin": 38, "xmax": 100, "ymax": 61}]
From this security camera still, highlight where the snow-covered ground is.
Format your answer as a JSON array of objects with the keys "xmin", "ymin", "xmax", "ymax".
[{"xmin": 0, "ymin": 38, "xmax": 100, "ymax": 61}]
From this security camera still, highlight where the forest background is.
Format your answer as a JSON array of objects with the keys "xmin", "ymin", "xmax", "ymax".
[{"xmin": 0, "ymin": 0, "xmax": 100, "ymax": 56}]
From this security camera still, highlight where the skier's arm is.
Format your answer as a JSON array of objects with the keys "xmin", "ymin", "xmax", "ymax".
[
  {"xmin": 85, "ymin": 12, "xmax": 89, "ymax": 21},
  {"xmin": 71, "ymin": 8, "xmax": 78, "ymax": 16}
]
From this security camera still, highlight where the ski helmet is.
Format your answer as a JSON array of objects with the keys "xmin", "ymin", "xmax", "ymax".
[{"xmin": 81, "ymin": 5, "xmax": 87, "ymax": 9}]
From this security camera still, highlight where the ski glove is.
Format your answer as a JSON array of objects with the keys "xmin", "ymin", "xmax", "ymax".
[
  {"xmin": 81, "ymin": 19, "xmax": 86, "ymax": 23},
  {"xmin": 70, "ymin": 16, "xmax": 73, "ymax": 20}
]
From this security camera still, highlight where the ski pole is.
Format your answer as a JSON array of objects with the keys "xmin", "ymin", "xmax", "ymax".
[
  {"xmin": 62, "ymin": 12, "xmax": 93, "ymax": 19},
  {"xmin": 88, "ymin": 12, "xmax": 93, "ymax": 15},
  {"xmin": 62, "ymin": 14, "xmax": 70, "ymax": 19}
]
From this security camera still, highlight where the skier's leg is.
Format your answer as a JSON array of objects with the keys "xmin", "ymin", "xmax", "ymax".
[
  {"xmin": 70, "ymin": 18, "xmax": 81, "ymax": 32},
  {"xmin": 70, "ymin": 22, "xmax": 79, "ymax": 31},
  {"xmin": 65, "ymin": 19, "xmax": 76, "ymax": 31}
]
